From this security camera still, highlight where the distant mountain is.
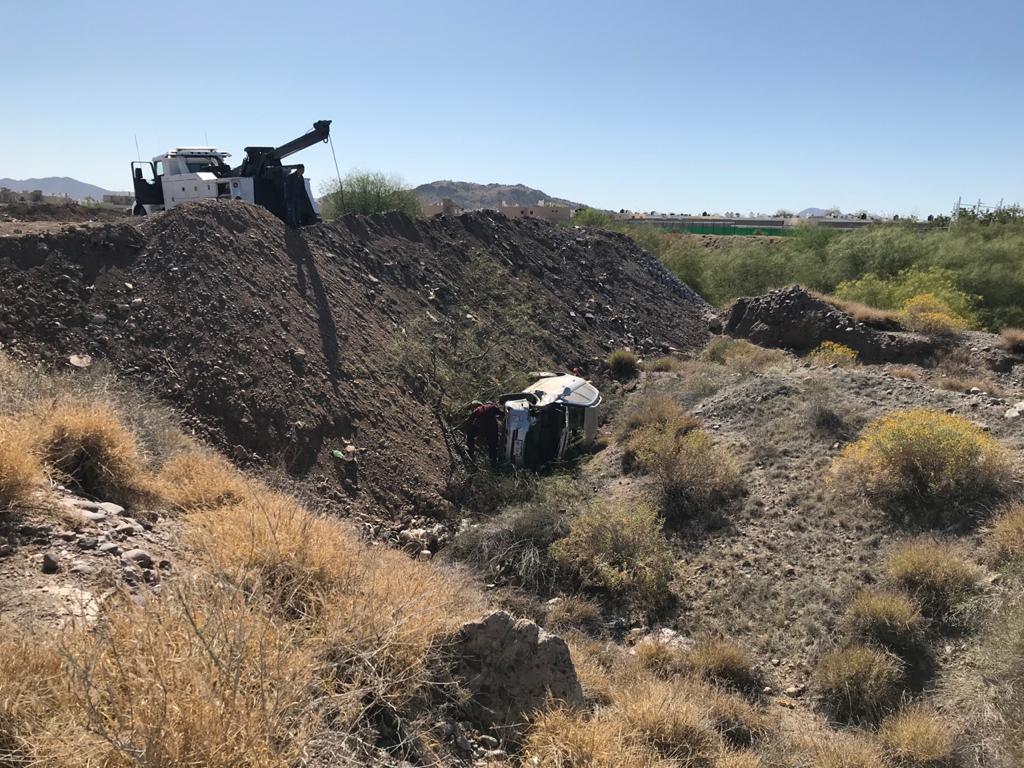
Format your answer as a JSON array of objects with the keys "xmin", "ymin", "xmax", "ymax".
[
  {"xmin": 414, "ymin": 180, "xmax": 583, "ymax": 210},
  {"xmin": 0, "ymin": 177, "xmax": 116, "ymax": 201},
  {"xmin": 797, "ymin": 207, "xmax": 828, "ymax": 218}
]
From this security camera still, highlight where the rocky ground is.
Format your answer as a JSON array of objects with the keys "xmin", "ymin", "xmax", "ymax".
[{"xmin": 0, "ymin": 200, "xmax": 711, "ymax": 527}]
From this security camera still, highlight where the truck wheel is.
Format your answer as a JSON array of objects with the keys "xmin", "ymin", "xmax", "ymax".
[{"xmin": 132, "ymin": 203, "xmax": 147, "ymax": 216}]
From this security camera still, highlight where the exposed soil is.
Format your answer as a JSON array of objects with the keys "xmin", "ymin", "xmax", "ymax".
[{"xmin": 0, "ymin": 199, "xmax": 711, "ymax": 523}]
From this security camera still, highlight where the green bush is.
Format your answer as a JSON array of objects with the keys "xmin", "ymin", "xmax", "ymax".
[
  {"xmin": 607, "ymin": 348, "xmax": 640, "ymax": 379},
  {"xmin": 627, "ymin": 426, "xmax": 743, "ymax": 518},
  {"xmin": 829, "ymin": 409, "xmax": 1013, "ymax": 518},
  {"xmin": 319, "ymin": 171, "xmax": 421, "ymax": 218},
  {"xmin": 550, "ymin": 501, "xmax": 674, "ymax": 612}
]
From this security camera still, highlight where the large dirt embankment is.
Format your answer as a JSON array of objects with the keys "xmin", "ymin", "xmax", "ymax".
[{"xmin": 0, "ymin": 199, "xmax": 711, "ymax": 518}]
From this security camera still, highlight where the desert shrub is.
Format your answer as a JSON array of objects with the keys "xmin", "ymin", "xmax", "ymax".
[
  {"xmin": 999, "ymin": 327, "xmax": 1024, "ymax": 353},
  {"xmin": 985, "ymin": 502, "xmax": 1024, "ymax": 564},
  {"xmin": 320, "ymin": 170, "xmax": 421, "ymax": 218},
  {"xmin": 843, "ymin": 590, "xmax": 925, "ymax": 653},
  {"xmin": 449, "ymin": 476, "xmax": 575, "ymax": 590},
  {"xmin": 880, "ymin": 707, "xmax": 956, "ymax": 767},
  {"xmin": 36, "ymin": 400, "xmax": 147, "ymax": 503},
  {"xmin": 889, "ymin": 366, "xmax": 921, "ymax": 380},
  {"xmin": 701, "ymin": 337, "xmax": 786, "ymax": 374},
  {"xmin": 901, "ymin": 294, "xmax": 967, "ymax": 336},
  {"xmin": 627, "ymin": 426, "xmax": 743, "ymax": 517},
  {"xmin": 684, "ymin": 639, "xmax": 759, "ymax": 692},
  {"xmin": 607, "ymin": 348, "xmax": 640, "ymax": 379},
  {"xmin": 829, "ymin": 409, "xmax": 1012, "ymax": 518},
  {"xmin": 550, "ymin": 501, "xmax": 674, "ymax": 612},
  {"xmin": 814, "ymin": 644, "xmax": 903, "ymax": 722},
  {"xmin": 545, "ymin": 595, "xmax": 604, "ymax": 633},
  {"xmin": 808, "ymin": 341, "xmax": 858, "ymax": 367},
  {"xmin": 157, "ymin": 449, "xmax": 249, "ymax": 513},
  {"xmin": 615, "ymin": 678, "xmax": 721, "ymax": 763},
  {"xmin": 633, "ymin": 633, "xmax": 684, "ymax": 678},
  {"xmin": 618, "ymin": 394, "xmax": 699, "ymax": 439},
  {"xmin": 523, "ymin": 706, "xmax": 669, "ymax": 768},
  {"xmin": 887, "ymin": 538, "xmax": 981, "ymax": 624},
  {"xmin": 649, "ymin": 356, "xmax": 683, "ymax": 373},
  {"xmin": 0, "ymin": 418, "xmax": 41, "ymax": 512}
]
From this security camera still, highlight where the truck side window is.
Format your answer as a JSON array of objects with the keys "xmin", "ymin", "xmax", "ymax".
[{"xmin": 155, "ymin": 161, "xmax": 164, "ymax": 177}]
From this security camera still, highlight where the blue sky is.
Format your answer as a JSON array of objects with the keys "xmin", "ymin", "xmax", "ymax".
[{"xmin": 2, "ymin": 0, "xmax": 1021, "ymax": 215}]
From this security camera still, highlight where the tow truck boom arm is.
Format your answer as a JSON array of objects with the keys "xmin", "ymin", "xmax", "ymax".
[{"xmin": 272, "ymin": 120, "xmax": 331, "ymax": 161}]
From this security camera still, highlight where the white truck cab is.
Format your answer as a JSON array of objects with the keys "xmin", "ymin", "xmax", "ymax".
[{"xmin": 500, "ymin": 374, "xmax": 602, "ymax": 469}]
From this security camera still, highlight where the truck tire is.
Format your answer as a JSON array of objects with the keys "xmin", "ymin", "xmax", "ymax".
[{"xmin": 132, "ymin": 203, "xmax": 147, "ymax": 216}]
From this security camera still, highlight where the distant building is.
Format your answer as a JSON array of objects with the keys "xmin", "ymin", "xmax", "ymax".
[
  {"xmin": 497, "ymin": 200, "xmax": 571, "ymax": 223},
  {"xmin": 421, "ymin": 197, "xmax": 464, "ymax": 217}
]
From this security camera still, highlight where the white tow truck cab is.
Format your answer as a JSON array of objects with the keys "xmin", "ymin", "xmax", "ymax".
[
  {"xmin": 130, "ymin": 120, "xmax": 330, "ymax": 226},
  {"xmin": 500, "ymin": 373, "xmax": 602, "ymax": 469}
]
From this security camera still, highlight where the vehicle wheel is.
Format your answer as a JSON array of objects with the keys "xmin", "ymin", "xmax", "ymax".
[{"xmin": 132, "ymin": 203, "xmax": 147, "ymax": 216}]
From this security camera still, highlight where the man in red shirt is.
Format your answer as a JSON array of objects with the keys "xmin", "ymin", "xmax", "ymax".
[{"xmin": 466, "ymin": 400, "xmax": 503, "ymax": 468}]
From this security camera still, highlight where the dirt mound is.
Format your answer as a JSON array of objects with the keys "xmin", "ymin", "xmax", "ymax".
[
  {"xmin": 0, "ymin": 202, "xmax": 125, "ymax": 224},
  {"xmin": 724, "ymin": 285, "xmax": 939, "ymax": 363},
  {"xmin": 0, "ymin": 199, "xmax": 710, "ymax": 518}
]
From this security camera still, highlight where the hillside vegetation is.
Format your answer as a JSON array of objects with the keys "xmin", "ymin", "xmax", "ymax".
[{"xmin": 577, "ymin": 208, "xmax": 1024, "ymax": 331}]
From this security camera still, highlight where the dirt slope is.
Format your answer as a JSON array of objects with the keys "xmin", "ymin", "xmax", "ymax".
[{"xmin": 0, "ymin": 199, "xmax": 710, "ymax": 519}]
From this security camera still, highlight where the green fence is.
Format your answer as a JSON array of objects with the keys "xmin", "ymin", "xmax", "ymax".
[{"xmin": 644, "ymin": 222, "xmax": 793, "ymax": 236}]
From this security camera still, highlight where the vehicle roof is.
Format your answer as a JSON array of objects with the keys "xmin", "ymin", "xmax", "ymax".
[
  {"xmin": 155, "ymin": 148, "xmax": 232, "ymax": 159},
  {"xmin": 525, "ymin": 374, "xmax": 601, "ymax": 408}
]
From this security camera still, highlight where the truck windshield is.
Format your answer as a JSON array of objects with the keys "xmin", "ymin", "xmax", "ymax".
[{"xmin": 185, "ymin": 158, "xmax": 223, "ymax": 173}]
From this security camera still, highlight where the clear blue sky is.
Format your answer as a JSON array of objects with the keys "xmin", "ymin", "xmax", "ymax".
[{"xmin": 3, "ymin": 0, "xmax": 1021, "ymax": 216}]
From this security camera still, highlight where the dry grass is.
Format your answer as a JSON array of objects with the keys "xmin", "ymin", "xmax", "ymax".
[
  {"xmin": 843, "ymin": 590, "xmax": 925, "ymax": 653},
  {"xmin": 545, "ymin": 595, "xmax": 604, "ymax": 633},
  {"xmin": 813, "ymin": 644, "xmax": 903, "ymax": 723},
  {"xmin": 0, "ymin": 625, "xmax": 69, "ymax": 761},
  {"xmin": 701, "ymin": 337, "xmax": 786, "ymax": 374},
  {"xmin": 901, "ymin": 294, "xmax": 967, "ymax": 336},
  {"xmin": 0, "ymin": 417, "xmax": 42, "ymax": 512},
  {"xmin": 618, "ymin": 394, "xmax": 700, "ymax": 440},
  {"xmin": 808, "ymin": 341, "xmax": 859, "ymax": 368},
  {"xmin": 985, "ymin": 501, "xmax": 1024, "ymax": 564},
  {"xmin": 887, "ymin": 538, "xmax": 982, "ymax": 624},
  {"xmin": 0, "ymin": 579, "xmax": 321, "ymax": 767},
  {"xmin": 615, "ymin": 678, "xmax": 721, "ymax": 764},
  {"xmin": 634, "ymin": 634, "xmax": 684, "ymax": 678},
  {"xmin": 829, "ymin": 409, "xmax": 1013, "ymax": 519},
  {"xmin": 649, "ymin": 355, "xmax": 684, "ymax": 373},
  {"xmin": 697, "ymin": 683, "xmax": 772, "ymax": 748},
  {"xmin": 188, "ymin": 491, "xmax": 483, "ymax": 715},
  {"xmin": 684, "ymin": 639, "xmax": 759, "ymax": 692},
  {"xmin": 812, "ymin": 291, "xmax": 902, "ymax": 328},
  {"xmin": 35, "ymin": 399, "xmax": 147, "ymax": 504},
  {"xmin": 889, "ymin": 366, "xmax": 921, "ymax": 380},
  {"xmin": 550, "ymin": 501, "xmax": 674, "ymax": 613},
  {"xmin": 715, "ymin": 751, "xmax": 763, "ymax": 768},
  {"xmin": 607, "ymin": 348, "xmax": 640, "ymax": 379},
  {"xmin": 880, "ymin": 707, "xmax": 956, "ymax": 767},
  {"xmin": 627, "ymin": 426, "xmax": 743, "ymax": 518},
  {"xmin": 937, "ymin": 376, "xmax": 1004, "ymax": 397},
  {"xmin": 156, "ymin": 448, "xmax": 249, "ymax": 513},
  {"xmin": 807, "ymin": 731, "xmax": 886, "ymax": 768},
  {"xmin": 997, "ymin": 327, "xmax": 1024, "ymax": 353},
  {"xmin": 523, "ymin": 706, "xmax": 670, "ymax": 768}
]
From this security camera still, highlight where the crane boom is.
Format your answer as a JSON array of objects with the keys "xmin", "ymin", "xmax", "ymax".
[{"xmin": 272, "ymin": 120, "xmax": 331, "ymax": 160}]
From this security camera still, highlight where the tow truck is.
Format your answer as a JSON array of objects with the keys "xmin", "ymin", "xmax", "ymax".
[{"xmin": 129, "ymin": 120, "xmax": 331, "ymax": 225}]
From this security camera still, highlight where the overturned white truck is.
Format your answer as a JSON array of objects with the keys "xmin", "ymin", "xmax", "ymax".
[{"xmin": 499, "ymin": 374, "xmax": 602, "ymax": 469}]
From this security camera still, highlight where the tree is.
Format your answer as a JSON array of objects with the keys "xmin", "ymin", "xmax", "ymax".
[{"xmin": 319, "ymin": 171, "xmax": 421, "ymax": 219}]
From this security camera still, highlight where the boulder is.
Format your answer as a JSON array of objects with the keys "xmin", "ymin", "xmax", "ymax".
[
  {"xmin": 724, "ymin": 285, "xmax": 938, "ymax": 364},
  {"xmin": 453, "ymin": 611, "xmax": 583, "ymax": 726}
]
